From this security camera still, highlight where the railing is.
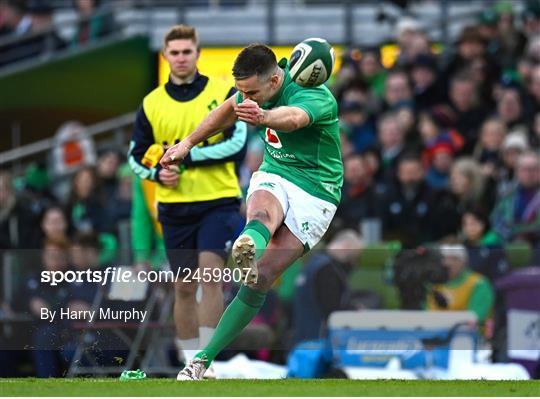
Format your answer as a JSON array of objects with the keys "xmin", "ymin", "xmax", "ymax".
[{"xmin": 0, "ymin": 112, "xmax": 136, "ymax": 169}]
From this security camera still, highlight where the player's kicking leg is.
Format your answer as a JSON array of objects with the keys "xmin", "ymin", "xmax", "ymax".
[{"xmin": 177, "ymin": 223, "xmax": 303, "ymax": 380}]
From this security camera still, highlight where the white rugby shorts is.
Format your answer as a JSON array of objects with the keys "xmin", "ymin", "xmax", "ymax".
[{"xmin": 246, "ymin": 171, "xmax": 337, "ymax": 251}]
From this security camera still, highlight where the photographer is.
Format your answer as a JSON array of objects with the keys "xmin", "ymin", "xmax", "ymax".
[
  {"xmin": 291, "ymin": 230, "xmax": 380, "ymax": 346},
  {"xmin": 426, "ymin": 245, "xmax": 494, "ymax": 325}
]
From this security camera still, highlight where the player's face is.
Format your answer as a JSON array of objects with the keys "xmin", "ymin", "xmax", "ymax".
[
  {"xmin": 164, "ymin": 39, "xmax": 199, "ymax": 80},
  {"xmin": 235, "ymin": 73, "xmax": 279, "ymax": 105}
]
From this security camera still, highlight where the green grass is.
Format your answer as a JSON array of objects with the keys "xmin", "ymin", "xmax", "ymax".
[{"xmin": 1, "ymin": 379, "xmax": 539, "ymax": 396}]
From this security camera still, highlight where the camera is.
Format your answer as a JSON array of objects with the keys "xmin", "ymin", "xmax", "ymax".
[{"xmin": 392, "ymin": 247, "xmax": 449, "ymax": 310}]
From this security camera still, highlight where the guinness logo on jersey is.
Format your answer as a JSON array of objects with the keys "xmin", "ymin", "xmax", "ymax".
[{"xmin": 265, "ymin": 128, "xmax": 282, "ymax": 149}]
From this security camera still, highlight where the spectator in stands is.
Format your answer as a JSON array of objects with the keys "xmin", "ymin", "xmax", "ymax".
[
  {"xmin": 96, "ymin": 148, "xmax": 122, "ymax": 200},
  {"xmin": 477, "ymin": 9, "xmax": 500, "ymax": 57},
  {"xmin": 473, "ymin": 117, "xmax": 507, "ymax": 179},
  {"xmin": 444, "ymin": 71, "xmax": 490, "ymax": 150},
  {"xmin": 498, "ymin": 131, "xmax": 530, "ymax": 195},
  {"xmin": 377, "ymin": 154, "xmax": 454, "ymax": 247},
  {"xmin": 376, "ymin": 112, "xmax": 409, "ymax": 180},
  {"xmin": 493, "ymin": 0, "xmax": 527, "ymax": 69},
  {"xmin": 444, "ymin": 26, "xmax": 500, "ymax": 93},
  {"xmin": 0, "ymin": 169, "xmax": 33, "ymax": 249},
  {"xmin": 409, "ymin": 53, "xmax": 444, "ymax": 111},
  {"xmin": 0, "ymin": 0, "xmax": 30, "ymax": 37},
  {"xmin": 521, "ymin": 1, "xmax": 540, "ymax": 39},
  {"xmin": 68, "ymin": 232, "xmax": 101, "ymax": 310},
  {"xmin": 339, "ymin": 99, "xmax": 376, "ymax": 154},
  {"xmin": 491, "ymin": 151, "xmax": 540, "ymax": 246},
  {"xmin": 530, "ymin": 112, "xmax": 540, "ymax": 148},
  {"xmin": 525, "ymin": 64, "xmax": 540, "ymax": 122},
  {"xmin": 40, "ymin": 204, "xmax": 70, "ymax": 247},
  {"xmin": 0, "ymin": 0, "xmax": 65, "ymax": 66},
  {"xmin": 460, "ymin": 209, "xmax": 508, "ymax": 281},
  {"xmin": 419, "ymin": 110, "xmax": 463, "ymax": 169},
  {"xmin": 67, "ymin": 166, "xmax": 106, "ymax": 234},
  {"xmin": 425, "ymin": 145, "xmax": 454, "ymax": 190},
  {"xmin": 334, "ymin": 154, "xmax": 377, "ymax": 231},
  {"xmin": 16, "ymin": 163, "xmax": 57, "ymax": 248},
  {"xmin": 382, "ymin": 70, "xmax": 413, "ymax": 112},
  {"xmin": 71, "ymin": 0, "xmax": 115, "ymax": 47},
  {"xmin": 496, "ymin": 82, "xmax": 527, "ymax": 134},
  {"xmin": 425, "ymin": 244, "xmax": 494, "ymax": 325},
  {"xmin": 449, "ymin": 157, "xmax": 494, "ymax": 220},
  {"xmin": 292, "ymin": 230, "xmax": 378, "ymax": 346},
  {"xmin": 394, "ymin": 17, "xmax": 424, "ymax": 67},
  {"xmin": 358, "ymin": 48, "xmax": 386, "ymax": 99}
]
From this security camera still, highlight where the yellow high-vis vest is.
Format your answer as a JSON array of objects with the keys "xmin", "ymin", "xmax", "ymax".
[{"xmin": 143, "ymin": 78, "xmax": 241, "ymax": 203}]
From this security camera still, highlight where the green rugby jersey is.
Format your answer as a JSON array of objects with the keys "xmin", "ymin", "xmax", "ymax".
[{"xmin": 236, "ymin": 58, "xmax": 343, "ymax": 206}]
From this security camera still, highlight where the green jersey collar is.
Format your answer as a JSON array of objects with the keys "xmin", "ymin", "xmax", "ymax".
[{"xmin": 264, "ymin": 57, "xmax": 292, "ymax": 109}]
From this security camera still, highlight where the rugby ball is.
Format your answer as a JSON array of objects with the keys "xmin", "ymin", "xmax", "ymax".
[{"xmin": 289, "ymin": 38, "xmax": 335, "ymax": 87}]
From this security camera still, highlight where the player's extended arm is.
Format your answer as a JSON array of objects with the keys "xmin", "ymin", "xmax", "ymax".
[
  {"xmin": 235, "ymin": 99, "xmax": 310, "ymax": 132},
  {"xmin": 160, "ymin": 95, "xmax": 237, "ymax": 168}
]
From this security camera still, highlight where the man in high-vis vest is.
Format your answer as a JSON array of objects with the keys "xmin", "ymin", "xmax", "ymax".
[
  {"xmin": 426, "ymin": 244, "xmax": 494, "ymax": 325},
  {"xmin": 128, "ymin": 25, "xmax": 247, "ymax": 376}
]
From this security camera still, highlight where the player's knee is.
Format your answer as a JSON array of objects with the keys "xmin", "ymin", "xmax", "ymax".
[
  {"xmin": 174, "ymin": 279, "xmax": 198, "ymax": 299},
  {"xmin": 247, "ymin": 209, "xmax": 271, "ymax": 224},
  {"xmin": 201, "ymin": 278, "xmax": 222, "ymax": 292}
]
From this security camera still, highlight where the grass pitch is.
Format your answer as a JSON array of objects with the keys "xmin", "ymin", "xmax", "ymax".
[{"xmin": 1, "ymin": 379, "xmax": 539, "ymax": 397}]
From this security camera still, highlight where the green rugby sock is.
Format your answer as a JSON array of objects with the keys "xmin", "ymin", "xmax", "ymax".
[
  {"xmin": 240, "ymin": 220, "xmax": 271, "ymax": 259},
  {"xmin": 195, "ymin": 285, "xmax": 267, "ymax": 367}
]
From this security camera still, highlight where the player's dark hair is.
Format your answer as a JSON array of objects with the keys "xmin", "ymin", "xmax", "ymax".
[{"xmin": 232, "ymin": 43, "xmax": 277, "ymax": 80}]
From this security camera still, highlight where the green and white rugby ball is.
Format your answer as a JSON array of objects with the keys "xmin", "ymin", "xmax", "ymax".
[{"xmin": 289, "ymin": 38, "xmax": 335, "ymax": 87}]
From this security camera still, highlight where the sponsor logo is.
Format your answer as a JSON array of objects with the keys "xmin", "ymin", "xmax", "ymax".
[
  {"xmin": 306, "ymin": 64, "xmax": 323, "ymax": 86},
  {"xmin": 301, "ymin": 221, "xmax": 310, "ymax": 233},
  {"xmin": 265, "ymin": 128, "xmax": 282, "ymax": 149},
  {"xmin": 260, "ymin": 182, "xmax": 276, "ymax": 189},
  {"xmin": 207, "ymin": 99, "xmax": 218, "ymax": 111},
  {"xmin": 267, "ymin": 148, "xmax": 296, "ymax": 160}
]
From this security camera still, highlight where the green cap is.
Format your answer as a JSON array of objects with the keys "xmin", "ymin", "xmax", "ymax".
[
  {"xmin": 478, "ymin": 9, "xmax": 498, "ymax": 25},
  {"xmin": 495, "ymin": 0, "xmax": 513, "ymax": 15},
  {"xmin": 119, "ymin": 369, "xmax": 147, "ymax": 381}
]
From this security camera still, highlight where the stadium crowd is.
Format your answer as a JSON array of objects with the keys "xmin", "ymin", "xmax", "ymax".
[{"xmin": 0, "ymin": 0, "xmax": 539, "ymax": 378}]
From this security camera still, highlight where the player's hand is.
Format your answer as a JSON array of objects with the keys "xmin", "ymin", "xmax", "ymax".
[
  {"xmin": 159, "ymin": 167, "xmax": 180, "ymax": 188},
  {"xmin": 235, "ymin": 99, "xmax": 265, "ymax": 125},
  {"xmin": 160, "ymin": 141, "xmax": 191, "ymax": 169}
]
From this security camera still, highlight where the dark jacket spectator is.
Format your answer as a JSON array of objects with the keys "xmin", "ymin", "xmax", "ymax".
[
  {"xmin": 443, "ymin": 71, "xmax": 490, "ymax": 150},
  {"xmin": 461, "ymin": 209, "xmax": 508, "ymax": 281},
  {"xmin": 376, "ymin": 154, "xmax": 455, "ymax": 247},
  {"xmin": 334, "ymin": 154, "xmax": 378, "ymax": 230},
  {"xmin": 491, "ymin": 151, "xmax": 540, "ymax": 246},
  {"xmin": 292, "ymin": 230, "xmax": 378, "ymax": 346},
  {"xmin": 409, "ymin": 54, "xmax": 445, "ymax": 110},
  {"xmin": 66, "ymin": 166, "xmax": 107, "ymax": 234}
]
